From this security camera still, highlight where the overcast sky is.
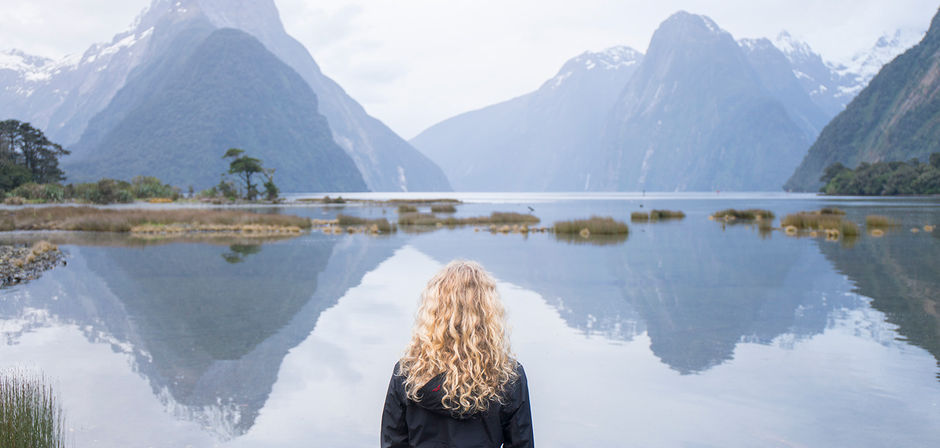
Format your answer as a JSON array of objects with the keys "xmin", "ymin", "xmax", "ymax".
[{"xmin": 2, "ymin": 0, "xmax": 936, "ymax": 138}]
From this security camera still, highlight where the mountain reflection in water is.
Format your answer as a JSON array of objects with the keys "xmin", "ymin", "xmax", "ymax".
[{"xmin": 0, "ymin": 195, "xmax": 938, "ymax": 446}]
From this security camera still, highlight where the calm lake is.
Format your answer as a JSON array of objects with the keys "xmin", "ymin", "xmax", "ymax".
[{"xmin": 1, "ymin": 193, "xmax": 938, "ymax": 447}]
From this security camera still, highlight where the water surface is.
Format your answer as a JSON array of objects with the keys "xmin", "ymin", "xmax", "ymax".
[{"xmin": 1, "ymin": 193, "xmax": 938, "ymax": 447}]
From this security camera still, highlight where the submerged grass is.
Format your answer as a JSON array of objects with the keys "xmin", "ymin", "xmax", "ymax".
[
  {"xmin": 0, "ymin": 207, "xmax": 311, "ymax": 233},
  {"xmin": 553, "ymin": 216, "xmax": 629, "ymax": 236},
  {"xmin": 0, "ymin": 370, "xmax": 68, "ymax": 448},
  {"xmin": 711, "ymin": 209, "xmax": 775, "ymax": 221}
]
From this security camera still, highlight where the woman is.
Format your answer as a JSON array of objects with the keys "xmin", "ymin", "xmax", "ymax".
[{"xmin": 381, "ymin": 260, "xmax": 534, "ymax": 447}]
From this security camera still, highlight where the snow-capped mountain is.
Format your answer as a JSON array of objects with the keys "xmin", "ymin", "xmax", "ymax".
[
  {"xmin": 1, "ymin": 0, "xmax": 450, "ymax": 192},
  {"xmin": 0, "ymin": 14, "xmax": 159, "ymax": 146},
  {"xmin": 597, "ymin": 11, "xmax": 811, "ymax": 191},
  {"xmin": 772, "ymin": 30, "xmax": 923, "ymax": 118},
  {"xmin": 412, "ymin": 46, "xmax": 642, "ymax": 191}
]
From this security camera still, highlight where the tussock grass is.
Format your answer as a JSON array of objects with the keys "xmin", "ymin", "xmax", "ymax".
[
  {"xmin": 397, "ymin": 212, "xmax": 440, "ymax": 226},
  {"xmin": 553, "ymin": 216, "xmax": 629, "ymax": 236},
  {"xmin": 780, "ymin": 213, "xmax": 845, "ymax": 230},
  {"xmin": 383, "ymin": 199, "xmax": 460, "ymax": 204},
  {"xmin": 839, "ymin": 221, "xmax": 860, "ymax": 237},
  {"xmin": 650, "ymin": 210, "xmax": 685, "ymax": 220},
  {"xmin": 711, "ymin": 209, "xmax": 775, "ymax": 221},
  {"xmin": 0, "ymin": 370, "xmax": 68, "ymax": 448},
  {"xmin": 631, "ymin": 212, "xmax": 649, "ymax": 222},
  {"xmin": 430, "ymin": 204, "xmax": 457, "ymax": 213},
  {"xmin": 397, "ymin": 204, "xmax": 418, "ymax": 213},
  {"xmin": 0, "ymin": 207, "xmax": 311, "ymax": 233},
  {"xmin": 336, "ymin": 214, "xmax": 393, "ymax": 233},
  {"xmin": 781, "ymin": 210, "xmax": 860, "ymax": 238},
  {"xmin": 865, "ymin": 215, "xmax": 898, "ymax": 228},
  {"xmin": 398, "ymin": 212, "xmax": 539, "ymax": 226}
]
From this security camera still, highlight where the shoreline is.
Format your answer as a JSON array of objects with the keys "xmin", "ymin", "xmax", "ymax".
[{"xmin": 0, "ymin": 242, "xmax": 65, "ymax": 287}]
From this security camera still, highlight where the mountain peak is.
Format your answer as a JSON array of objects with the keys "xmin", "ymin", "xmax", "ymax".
[
  {"xmin": 544, "ymin": 46, "xmax": 642, "ymax": 90},
  {"xmin": 661, "ymin": 11, "xmax": 725, "ymax": 36}
]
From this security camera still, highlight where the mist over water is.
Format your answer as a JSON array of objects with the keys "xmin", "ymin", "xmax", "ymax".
[{"xmin": 1, "ymin": 193, "xmax": 938, "ymax": 447}]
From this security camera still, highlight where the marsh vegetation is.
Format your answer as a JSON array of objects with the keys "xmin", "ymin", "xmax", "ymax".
[
  {"xmin": 711, "ymin": 209, "xmax": 775, "ymax": 221},
  {"xmin": 0, "ymin": 370, "xmax": 68, "ymax": 448},
  {"xmin": 0, "ymin": 207, "xmax": 311, "ymax": 235}
]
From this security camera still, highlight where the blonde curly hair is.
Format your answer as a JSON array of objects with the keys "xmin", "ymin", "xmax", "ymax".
[{"xmin": 398, "ymin": 260, "xmax": 518, "ymax": 415}]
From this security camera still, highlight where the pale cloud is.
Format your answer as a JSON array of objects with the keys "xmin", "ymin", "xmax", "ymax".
[{"xmin": 1, "ymin": 0, "xmax": 935, "ymax": 138}]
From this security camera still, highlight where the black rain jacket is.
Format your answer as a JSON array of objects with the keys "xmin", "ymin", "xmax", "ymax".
[{"xmin": 381, "ymin": 362, "xmax": 534, "ymax": 447}]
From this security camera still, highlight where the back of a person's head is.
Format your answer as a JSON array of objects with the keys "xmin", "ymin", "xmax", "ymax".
[{"xmin": 399, "ymin": 260, "xmax": 518, "ymax": 415}]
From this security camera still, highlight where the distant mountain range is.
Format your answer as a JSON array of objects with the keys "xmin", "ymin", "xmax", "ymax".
[
  {"xmin": 0, "ymin": 0, "xmax": 450, "ymax": 192},
  {"xmin": 412, "ymin": 11, "xmax": 923, "ymax": 192},
  {"xmin": 786, "ymin": 8, "xmax": 940, "ymax": 191},
  {"xmin": 412, "ymin": 47, "xmax": 642, "ymax": 191}
]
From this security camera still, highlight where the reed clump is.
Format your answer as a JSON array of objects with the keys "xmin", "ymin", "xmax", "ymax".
[
  {"xmin": 397, "ymin": 204, "xmax": 418, "ymax": 214},
  {"xmin": 649, "ymin": 210, "xmax": 686, "ymax": 220},
  {"xmin": 0, "ymin": 207, "xmax": 311, "ymax": 233},
  {"xmin": 819, "ymin": 207, "xmax": 846, "ymax": 215},
  {"xmin": 553, "ymin": 216, "xmax": 629, "ymax": 236},
  {"xmin": 630, "ymin": 212, "xmax": 649, "ymax": 222},
  {"xmin": 398, "ymin": 212, "xmax": 539, "ymax": 227},
  {"xmin": 336, "ymin": 214, "xmax": 393, "ymax": 233},
  {"xmin": 865, "ymin": 215, "xmax": 898, "ymax": 229},
  {"xmin": 0, "ymin": 370, "xmax": 68, "ymax": 448},
  {"xmin": 711, "ymin": 209, "xmax": 775, "ymax": 221},
  {"xmin": 781, "ymin": 210, "xmax": 860, "ymax": 238},
  {"xmin": 430, "ymin": 204, "xmax": 457, "ymax": 213}
]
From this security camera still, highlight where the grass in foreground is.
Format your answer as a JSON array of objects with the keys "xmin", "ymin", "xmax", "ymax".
[
  {"xmin": 553, "ymin": 216, "xmax": 629, "ymax": 236},
  {"xmin": 0, "ymin": 370, "xmax": 68, "ymax": 448},
  {"xmin": 0, "ymin": 207, "xmax": 311, "ymax": 233},
  {"xmin": 711, "ymin": 209, "xmax": 775, "ymax": 221}
]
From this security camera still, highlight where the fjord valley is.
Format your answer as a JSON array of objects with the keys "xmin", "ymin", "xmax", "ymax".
[{"xmin": 1, "ymin": 1, "xmax": 940, "ymax": 447}]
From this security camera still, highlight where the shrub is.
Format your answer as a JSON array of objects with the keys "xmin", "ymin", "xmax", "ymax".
[
  {"xmin": 554, "ymin": 216, "xmax": 629, "ymax": 235},
  {"xmin": 8, "ymin": 183, "xmax": 65, "ymax": 203},
  {"xmin": 130, "ymin": 176, "xmax": 180, "ymax": 200},
  {"xmin": 321, "ymin": 196, "xmax": 346, "ymax": 204}
]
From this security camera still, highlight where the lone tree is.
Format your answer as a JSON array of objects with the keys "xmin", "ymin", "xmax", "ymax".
[
  {"xmin": 0, "ymin": 119, "xmax": 69, "ymax": 191},
  {"xmin": 223, "ymin": 148, "xmax": 278, "ymax": 201}
]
